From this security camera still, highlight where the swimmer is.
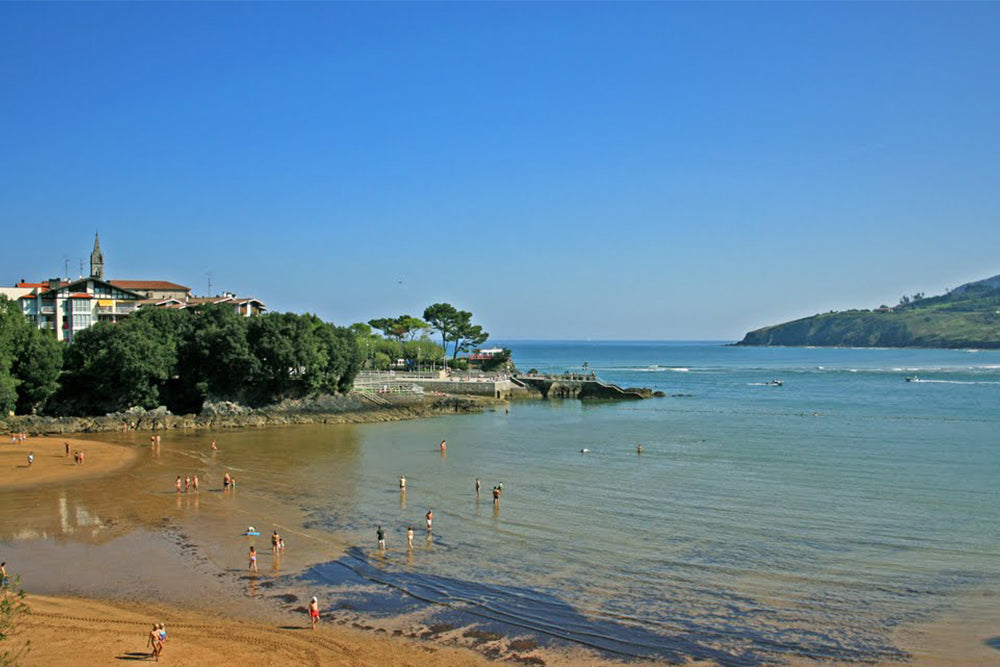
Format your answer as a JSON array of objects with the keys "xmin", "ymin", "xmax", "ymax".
[
  {"xmin": 407, "ymin": 526, "xmax": 414, "ymax": 549},
  {"xmin": 425, "ymin": 510, "xmax": 433, "ymax": 532},
  {"xmin": 211, "ymin": 440, "xmax": 217, "ymax": 451},
  {"xmin": 308, "ymin": 596, "xmax": 320, "ymax": 630},
  {"xmin": 249, "ymin": 546, "xmax": 257, "ymax": 573},
  {"xmin": 440, "ymin": 439, "xmax": 446, "ymax": 452},
  {"xmin": 580, "ymin": 448, "xmax": 590, "ymax": 453},
  {"xmin": 498, "ymin": 482, "xmax": 503, "ymax": 493},
  {"xmin": 636, "ymin": 444, "xmax": 643, "ymax": 454}
]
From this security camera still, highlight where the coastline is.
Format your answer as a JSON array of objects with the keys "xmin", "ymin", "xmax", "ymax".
[{"xmin": 1, "ymin": 394, "xmax": 503, "ymax": 436}]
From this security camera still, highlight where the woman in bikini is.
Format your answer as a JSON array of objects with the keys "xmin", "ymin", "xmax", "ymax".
[
  {"xmin": 249, "ymin": 546, "xmax": 258, "ymax": 573},
  {"xmin": 148, "ymin": 624, "xmax": 163, "ymax": 661}
]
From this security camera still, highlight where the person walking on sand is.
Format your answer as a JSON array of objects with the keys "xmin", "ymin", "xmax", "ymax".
[
  {"xmin": 65, "ymin": 441, "xmax": 71, "ymax": 457},
  {"xmin": 425, "ymin": 510, "xmax": 433, "ymax": 532},
  {"xmin": 308, "ymin": 596, "xmax": 320, "ymax": 630},
  {"xmin": 249, "ymin": 546, "xmax": 258, "ymax": 573},
  {"xmin": 27, "ymin": 451, "xmax": 33, "ymax": 467},
  {"xmin": 1, "ymin": 562, "xmax": 8, "ymax": 588},
  {"xmin": 407, "ymin": 526, "xmax": 414, "ymax": 550},
  {"xmin": 148, "ymin": 624, "xmax": 163, "ymax": 661},
  {"xmin": 158, "ymin": 623, "xmax": 167, "ymax": 644},
  {"xmin": 377, "ymin": 525, "xmax": 386, "ymax": 550}
]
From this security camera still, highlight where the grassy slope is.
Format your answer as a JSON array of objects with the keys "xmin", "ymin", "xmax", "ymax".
[{"xmin": 738, "ymin": 286, "xmax": 1000, "ymax": 348}]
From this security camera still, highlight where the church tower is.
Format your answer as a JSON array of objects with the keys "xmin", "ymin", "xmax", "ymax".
[{"xmin": 90, "ymin": 232, "xmax": 105, "ymax": 279}]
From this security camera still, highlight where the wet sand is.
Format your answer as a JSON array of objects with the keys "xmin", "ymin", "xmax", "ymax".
[{"xmin": 0, "ymin": 435, "xmax": 138, "ymax": 490}]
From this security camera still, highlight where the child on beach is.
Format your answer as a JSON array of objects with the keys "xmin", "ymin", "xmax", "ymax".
[
  {"xmin": 308, "ymin": 596, "xmax": 320, "ymax": 630},
  {"xmin": 65, "ymin": 442, "xmax": 71, "ymax": 457},
  {"xmin": 249, "ymin": 546, "xmax": 257, "ymax": 573},
  {"xmin": 278, "ymin": 538, "xmax": 284, "ymax": 553}
]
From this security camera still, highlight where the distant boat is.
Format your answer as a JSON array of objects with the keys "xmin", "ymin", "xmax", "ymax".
[
  {"xmin": 766, "ymin": 379, "xmax": 783, "ymax": 386},
  {"xmin": 905, "ymin": 376, "xmax": 918, "ymax": 382}
]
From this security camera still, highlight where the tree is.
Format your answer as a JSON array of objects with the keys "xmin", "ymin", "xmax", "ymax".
[
  {"xmin": 368, "ymin": 315, "xmax": 429, "ymax": 342},
  {"xmin": 0, "ymin": 570, "xmax": 30, "ymax": 666},
  {"xmin": 0, "ymin": 298, "xmax": 27, "ymax": 416},
  {"xmin": 423, "ymin": 303, "xmax": 460, "ymax": 357},
  {"xmin": 450, "ymin": 311, "xmax": 489, "ymax": 360},
  {"xmin": 11, "ymin": 327, "xmax": 62, "ymax": 415}
]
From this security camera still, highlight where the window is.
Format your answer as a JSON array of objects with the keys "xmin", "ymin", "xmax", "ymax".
[
  {"xmin": 72, "ymin": 314, "xmax": 92, "ymax": 330},
  {"xmin": 72, "ymin": 299, "xmax": 91, "ymax": 312}
]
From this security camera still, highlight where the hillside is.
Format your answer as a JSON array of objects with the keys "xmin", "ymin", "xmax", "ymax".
[{"xmin": 737, "ymin": 283, "xmax": 1000, "ymax": 349}]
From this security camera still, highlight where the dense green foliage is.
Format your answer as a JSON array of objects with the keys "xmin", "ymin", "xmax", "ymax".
[
  {"xmin": 55, "ymin": 306, "xmax": 362, "ymax": 414},
  {"xmin": 0, "ymin": 297, "xmax": 62, "ymax": 415},
  {"xmin": 738, "ymin": 284, "xmax": 1000, "ymax": 348},
  {"xmin": 0, "ymin": 571, "xmax": 30, "ymax": 666}
]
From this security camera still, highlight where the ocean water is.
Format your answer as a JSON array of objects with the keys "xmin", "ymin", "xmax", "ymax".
[
  {"xmin": 9, "ymin": 341, "xmax": 997, "ymax": 665},
  {"xmin": 288, "ymin": 342, "xmax": 1000, "ymax": 664}
]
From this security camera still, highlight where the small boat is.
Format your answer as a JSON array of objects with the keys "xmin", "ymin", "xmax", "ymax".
[
  {"xmin": 905, "ymin": 376, "xmax": 918, "ymax": 382},
  {"xmin": 766, "ymin": 379, "xmax": 783, "ymax": 386}
]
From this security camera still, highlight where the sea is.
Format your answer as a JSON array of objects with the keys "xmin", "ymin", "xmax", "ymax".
[
  {"xmin": 288, "ymin": 342, "xmax": 1000, "ymax": 665},
  {"xmin": 7, "ymin": 341, "xmax": 1000, "ymax": 665}
]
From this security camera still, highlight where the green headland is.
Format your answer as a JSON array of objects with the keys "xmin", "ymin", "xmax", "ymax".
[{"xmin": 737, "ymin": 274, "xmax": 1000, "ymax": 349}]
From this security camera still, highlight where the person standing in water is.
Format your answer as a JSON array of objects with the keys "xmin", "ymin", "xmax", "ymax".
[
  {"xmin": 475, "ymin": 478, "xmax": 481, "ymax": 495},
  {"xmin": 407, "ymin": 526, "xmax": 414, "ymax": 549},
  {"xmin": 308, "ymin": 596, "xmax": 320, "ymax": 630},
  {"xmin": 399, "ymin": 475, "xmax": 406, "ymax": 490},
  {"xmin": 493, "ymin": 486, "xmax": 500, "ymax": 506},
  {"xmin": 377, "ymin": 525, "xmax": 385, "ymax": 550},
  {"xmin": 425, "ymin": 510, "xmax": 433, "ymax": 532},
  {"xmin": 439, "ymin": 439, "xmax": 446, "ymax": 452},
  {"xmin": 248, "ymin": 546, "xmax": 258, "ymax": 573},
  {"xmin": 211, "ymin": 440, "xmax": 217, "ymax": 451},
  {"xmin": 175, "ymin": 476, "xmax": 182, "ymax": 493},
  {"xmin": 636, "ymin": 444, "xmax": 643, "ymax": 454}
]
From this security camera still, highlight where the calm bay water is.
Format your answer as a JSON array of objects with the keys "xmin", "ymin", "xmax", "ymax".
[
  {"xmin": 7, "ymin": 341, "xmax": 998, "ymax": 665},
  {"xmin": 291, "ymin": 342, "xmax": 1000, "ymax": 664}
]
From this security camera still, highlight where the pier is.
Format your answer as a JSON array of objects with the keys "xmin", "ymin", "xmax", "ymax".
[{"xmin": 512, "ymin": 373, "xmax": 652, "ymax": 399}]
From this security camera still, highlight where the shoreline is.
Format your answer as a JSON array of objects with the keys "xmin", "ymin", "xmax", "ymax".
[{"xmin": 1, "ymin": 394, "xmax": 504, "ymax": 436}]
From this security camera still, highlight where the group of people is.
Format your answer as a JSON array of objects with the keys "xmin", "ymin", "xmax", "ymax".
[
  {"xmin": 223, "ymin": 472, "xmax": 237, "ymax": 491},
  {"xmin": 174, "ymin": 475, "xmax": 200, "ymax": 493},
  {"xmin": 8, "ymin": 432, "xmax": 27, "ymax": 444},
  {"xmin": 66, "ymin": 443, "xmax": 86, "ymax": 464},
  {"xmin": 146, "ymin": 622, "xmax": 167, "ymax": 661}
]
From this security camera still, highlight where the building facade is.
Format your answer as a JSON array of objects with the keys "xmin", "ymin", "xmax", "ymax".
[{"xmin": 3, "ymin": 235, "xmax": 266, "ymax": 341}]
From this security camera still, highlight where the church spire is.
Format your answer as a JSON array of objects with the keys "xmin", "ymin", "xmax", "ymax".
[{"xmin": 90, "ymin": 232, "xmax": 105, "ymax": 279}]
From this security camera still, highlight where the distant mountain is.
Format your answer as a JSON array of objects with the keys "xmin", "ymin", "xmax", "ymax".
[{"xmin": 736, "ymin": 279, "xmax": 1000, "ymax": 349}]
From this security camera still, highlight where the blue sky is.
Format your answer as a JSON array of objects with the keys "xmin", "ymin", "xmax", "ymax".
[{"xmin": 2, "ymin": 2, "xmax": 998, "ymax": 340}]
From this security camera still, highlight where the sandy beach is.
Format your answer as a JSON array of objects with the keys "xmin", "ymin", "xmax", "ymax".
[
  {"xmin": 15, "ymin": 593, "xmax": 492, "ymax": 667},
  {"xmin": 0, "ymin": 435, "xmax": 138, "ymax": 490}
]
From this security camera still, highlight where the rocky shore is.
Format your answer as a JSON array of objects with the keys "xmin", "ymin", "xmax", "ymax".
[{"xmin": 2, "ymin": 393, "xmax": 497, "ymax": 436}]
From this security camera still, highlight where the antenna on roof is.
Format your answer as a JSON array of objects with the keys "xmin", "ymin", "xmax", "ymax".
[
  {"xmin": 64, "ymin": 255, "xmax": 70, "ymax": 279},
  {"xmin": 79, "ymin": 258, "xmax": 84, "ymax": 278},
  {"xmin": 206, "ymin": 271, "xmax": 213, "ymax": 296}
]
